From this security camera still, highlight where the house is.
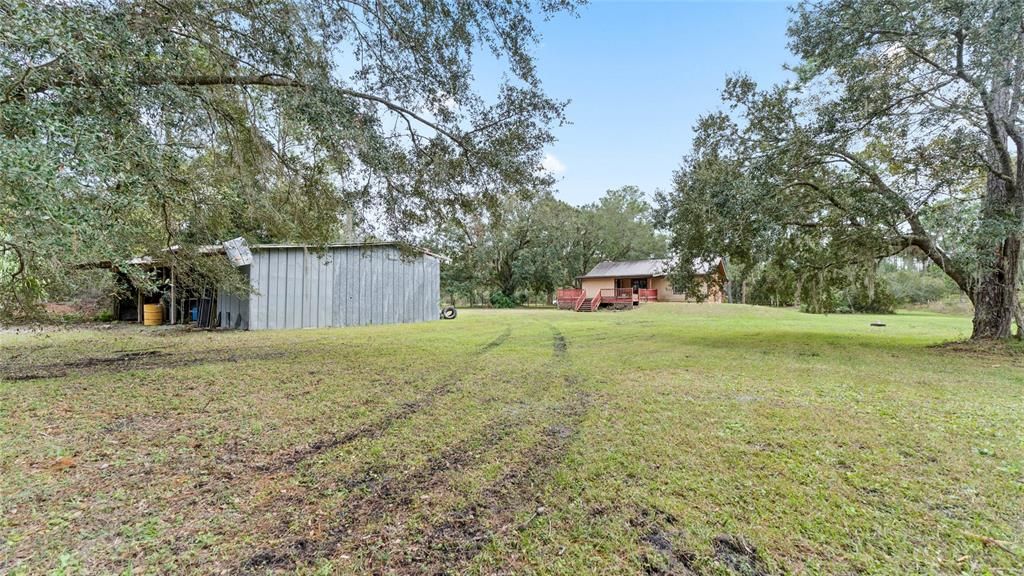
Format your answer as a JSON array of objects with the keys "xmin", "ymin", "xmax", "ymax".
[
  {"xmin": 104, "ymin": 242, "xmax": 443, "ymax": 330},
  {"xmin": 557, "ymin": 258, "xmax": 727, "ymax": 311}
]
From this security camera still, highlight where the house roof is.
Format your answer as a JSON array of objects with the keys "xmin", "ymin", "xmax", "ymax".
[
  {"xmin": 579, "ymin": 259, "xmax": 670, "ymax": 279},
  {"xmin": 579, "ymin": 257, "xmax": 724, "ymax": 279}
]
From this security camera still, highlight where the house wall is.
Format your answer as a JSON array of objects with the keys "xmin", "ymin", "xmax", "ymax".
[
  {"xmin": 243, "ymin": 245, "xmax": 440, "ymax": 330},
  {"xmin": 581, "ymin": 277, "xmax": 615, "ymax": 296},
  {"xmin": 651, "ymin": 274, "xmax": 725, "ymax": 303}
]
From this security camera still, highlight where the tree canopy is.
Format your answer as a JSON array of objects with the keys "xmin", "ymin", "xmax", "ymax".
[
  {"xmin": 433, "ymin": 186, "xmax": 667, "ymax": 306},
  {"xmin": 0, "ymin": 0, "xmax": 575, "ymax": 316},
  {"xmin": 658, "ymin": 0, "xmax": 1024, "ymax": 338}
]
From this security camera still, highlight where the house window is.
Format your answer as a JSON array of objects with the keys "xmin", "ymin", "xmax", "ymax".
[{"xmin": 616, "ymin": 278, "xmax": 649, "ymax": 290}]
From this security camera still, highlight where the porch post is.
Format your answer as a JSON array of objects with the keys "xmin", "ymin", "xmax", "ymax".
[
  {"xmin": 136, "ymin": 287, "xmax": 144, "ymax": 324},
  {"xmin": 170, "ymin": 265, "xmax": 176, "ymax": 325}
]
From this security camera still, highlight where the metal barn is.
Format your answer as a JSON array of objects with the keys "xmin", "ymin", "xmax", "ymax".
[{"xmin": 217, "ymin": 243, "xmax": 442, "ymax": 330}]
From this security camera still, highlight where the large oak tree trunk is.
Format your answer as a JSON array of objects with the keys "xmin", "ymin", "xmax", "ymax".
[
  {"xmin": 972, "ymin": 237, "xmax": 1020, "ymax": 339},
  {"xmin": 971, "ymin": 174, "xmax": 1021, "ymax": 340}
]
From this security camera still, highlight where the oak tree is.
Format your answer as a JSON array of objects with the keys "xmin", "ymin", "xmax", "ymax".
[
  {"xmin": 0, "ymin": 0, "xmax": 574, "ymax": 316},
  {"xmin": 660, "ymin": 0, "xmax": 1024, "ymax": 339}
]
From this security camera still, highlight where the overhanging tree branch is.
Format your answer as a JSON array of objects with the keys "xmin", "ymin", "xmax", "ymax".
[{"xmin": 19, "ymin": 73, "xmax": 470, "ymax": 148}]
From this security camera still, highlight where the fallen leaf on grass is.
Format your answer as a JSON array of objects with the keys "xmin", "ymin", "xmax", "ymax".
[{"xmin": 48, "ymin": 456, "xmax": 77, "ymax": 471}]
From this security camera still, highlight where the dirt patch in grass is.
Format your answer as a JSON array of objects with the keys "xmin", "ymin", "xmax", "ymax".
[
  {"xmin": 712, "ymin": 534, "xmax": 772, "ymax": 576},
  {"xmin": 632, "ymin": 508, "xmax": 698, "ymax": 576},
  {"xmin": 931, "ymin": 339, "xmax": 1024, "ymax": 362},
  {"xmin": 630, "ymin": 510, "xmax": 775, "ymax": 576},
  {"xmin": 552, "ymin": 327, "xmax": 567, "ymax": 356},
  {"xmin": 0, "ymin": 349, "xmax": 288, "ymax": 381}
]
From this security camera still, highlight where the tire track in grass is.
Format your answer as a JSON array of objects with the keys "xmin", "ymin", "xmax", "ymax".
[
  {"xmin": 237, "ymin": 405, "xmax": 529, "ymax": 572},
  {"xmin": 347, "ymin": 324, "xmax": 592, "ymax": 573},
  {"xmin": 234, "ymin": 319, "xmax": 585, "ymax": 569},
  {"xmin": 392, "ymin": 387, "xmax": 591, "ymax": 573},
  {"xmin": 552, "ymin": 326, "xmax": 568, "ymax": 356},
  {"xmin": 247, "ymin": 388, "xmax": 590, "ymax": 576},
  {"xmin": 1, "ymin": 349, "xmax": 292, "ymax": 382},
  {"xmin": 233, "ymin": 325, "xmax": 517, "ymax": 571},
  {"xmin": 253, "ymin": 326, "xmax": 512, "ymax": 473}
]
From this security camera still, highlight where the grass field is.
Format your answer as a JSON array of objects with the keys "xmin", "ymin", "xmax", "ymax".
[{"xmin": 2, "ymin": 304, "xmax": 1023, "ymax": 575}]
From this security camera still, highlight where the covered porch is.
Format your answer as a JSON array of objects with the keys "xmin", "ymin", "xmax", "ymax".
[{"xmin": 556, "ymin": 282, "xmax": 658, "ymax": 312}]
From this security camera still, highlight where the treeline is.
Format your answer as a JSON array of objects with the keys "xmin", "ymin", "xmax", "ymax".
[
  {"xmin": 655, "ymin": 1, "xmax": 1024, "ymax": 339},
  {"xmin": 430, "ymin": 186, "xmax": 666, "ymax": 307},
  {"xmin": 724, "ymin": 255, "xmax": 963, "ymax": 315}
]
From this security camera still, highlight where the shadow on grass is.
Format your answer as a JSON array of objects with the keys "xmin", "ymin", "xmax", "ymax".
[{"xmin": 567, "ymin": 323, "xmax": 1015, "ymax": 368}]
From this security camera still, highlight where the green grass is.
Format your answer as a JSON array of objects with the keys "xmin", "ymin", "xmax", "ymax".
[{"xmin": 1, "ymin": 304, "xmax": 1022, "ymax": 575}]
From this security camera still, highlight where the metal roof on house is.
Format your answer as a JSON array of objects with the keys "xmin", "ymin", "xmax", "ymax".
[
  {"xmin": 579, "ymin": 257, "xmax": 723, "ymax": 279},
  {"xmin": 579, "ymin": 259, "xmax": 671, "ymax": 279}
]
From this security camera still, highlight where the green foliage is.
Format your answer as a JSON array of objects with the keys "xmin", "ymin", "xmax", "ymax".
[
  {"xmin": 573, "ymin": 186, "xmax": 669, "ymax": 278},
  {"xmin": 0, "ymin": 0, "xmax": 575, "ymax": 318},
  {"xmin": 659, "ymin": 1, "xmax": 1024, "ymax": 336},
  {"xmin": 488, "ymin": 291, "xmax": 524, "ymax": 308},
  {"xmin": 835, "ymin": 279, "xmax": 897, "ymax": 315},
  {"xmin": 432, "ymin": 187, "xmax": 667, "ymax": 306},
  {"xmin": 881, "ymin": 262, "xmax": 960, "ymax": 306},
  {"xmin": 743, "ymin": 262, "xmax": 799, "ymax": 308}
]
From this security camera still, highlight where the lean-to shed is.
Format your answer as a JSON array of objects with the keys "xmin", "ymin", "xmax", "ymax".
[{"xmin": 217, "ymin": 242, "xmax": 442, "ymax": 330}]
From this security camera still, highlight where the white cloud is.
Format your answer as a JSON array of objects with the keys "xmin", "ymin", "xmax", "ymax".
[{"xmin": 542, "ymin": 153, "xmax": 566, "ymax": 175}]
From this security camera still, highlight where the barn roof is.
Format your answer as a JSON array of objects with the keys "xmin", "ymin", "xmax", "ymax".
[
  {"xmin": 83, "ymin": 241, "xmax": 445, "ymax": 270},
  {"xmin": 252, "ymin": 242, "xmax": 447, "ymax": 261},
  {"xmin": 579, "ymin": 257, "xmax": 723, "ymax": 279}
]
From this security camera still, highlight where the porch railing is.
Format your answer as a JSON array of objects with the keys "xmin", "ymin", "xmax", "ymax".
[
  {"xmin": 556, "ymin": 288, "xmax": 584, "ymax": 309},
  {"xmin": 638, "ymin": 289, "xmax": 658, "ymax": 302},
  {"xmin": 599, "ymin": 288, "xmax": 634, "ymax": 304}
]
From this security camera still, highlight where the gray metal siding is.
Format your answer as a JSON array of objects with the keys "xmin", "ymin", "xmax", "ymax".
[
  {"xmin": 217, "ymin": 267, "xmax": 250, "ymax": 330},
  {"xmin": 243, "ymin": 245, "xmax": 439, "ymax": 330}
]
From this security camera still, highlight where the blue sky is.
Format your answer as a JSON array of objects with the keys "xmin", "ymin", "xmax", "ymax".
[{"xmin": 508, "ymin": 1, "xmax": 797, "ymax": 206}]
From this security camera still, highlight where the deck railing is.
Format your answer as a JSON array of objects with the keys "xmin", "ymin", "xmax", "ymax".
[
  {"xmin": 599, "ymin": 288, "xmax": 634, "ymax": 304},
  {"xmin": 638, "ymin": 289, "xmax": 658, "ymax": 302},
  {"xmin": 556, "ymin": 288, "xmax": 584, "ymax": 309},
  {"xmin": 557, "ymin": 286, "xmax": 658, "ymax": 310}
]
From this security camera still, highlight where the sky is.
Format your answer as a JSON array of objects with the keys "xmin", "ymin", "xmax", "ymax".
[{"xmin": 494, "ymin": 0, "xmax": 797, "ymax": 206}]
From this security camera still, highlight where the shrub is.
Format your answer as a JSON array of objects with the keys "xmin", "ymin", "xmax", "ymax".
[
  {"xmin": 883, "ymin": 269, "xmax": 956, "ymax": 304},
  {"xmin": 840, "ymin": 280, "xmax": 896, "ymax": 314},
  {"xmin": 488, "ymin": 291, "xmax": 523, "ymax": 308}
]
